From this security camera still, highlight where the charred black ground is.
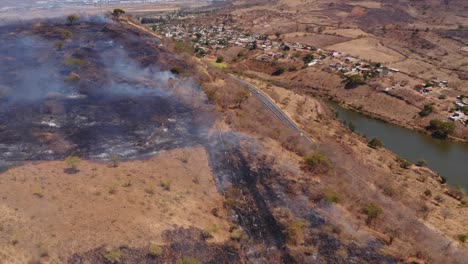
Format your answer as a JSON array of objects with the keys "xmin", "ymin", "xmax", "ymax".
[{"xmin": 0, "ymin": 19, "xmax": 210, "ymax": 165}]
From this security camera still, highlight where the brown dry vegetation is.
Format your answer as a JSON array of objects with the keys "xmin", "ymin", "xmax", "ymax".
[{"xmin": 0, "ymin": 147, "xmax": 229, "ymax": 263}]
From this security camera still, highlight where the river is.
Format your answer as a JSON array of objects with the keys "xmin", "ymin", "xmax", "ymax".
[{"xmin": 329, "ymin": 102, "xmax": 468, "ymax": 189}]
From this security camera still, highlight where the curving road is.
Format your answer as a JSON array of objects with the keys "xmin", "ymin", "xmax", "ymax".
[{"xmin": 231, "ymin": 75, "xmax": 315, "ymax": 144}]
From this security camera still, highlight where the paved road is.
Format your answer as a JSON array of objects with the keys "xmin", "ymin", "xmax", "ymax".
[{"xmin": 231, "ymin": 75, "xmax": 315, "ymax": 144}]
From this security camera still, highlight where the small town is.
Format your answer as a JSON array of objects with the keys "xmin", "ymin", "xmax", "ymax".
[{"xmin": 145, "ymin": 13, "xmax": 468, "ymax": 127}]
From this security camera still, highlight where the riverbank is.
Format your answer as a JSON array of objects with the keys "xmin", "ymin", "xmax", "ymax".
[
  {"xmin": 331, "ymin": 98, "xmax": 468, "ymax": 144},
  {"xmin": 236, "ymin": 68, "xmax": 467, "ymax": 144},
  {"xmin": 329, "ymin": 101, "xmax": 468, "ymax": 189}
]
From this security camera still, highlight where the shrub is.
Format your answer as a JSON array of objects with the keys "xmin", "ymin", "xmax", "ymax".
[
  {"xmin": 61, "ymin": 30, "xmax": 73, "ymax": 39},
  {"xmin": 344, "ymin": 74, "xmax": 365, "ymax": 89},
  {"xmin": 110, "ymin": 155, "xmax": 121, "ymax": 168},
  {"xmin": 122, "ymin": 180, "xmax": 132, "ymax": 188},
  {"xmin": 434, "ymin": 195, "xmax": 444, "ymax": 203},
  {"xmin": 112, "ymin": 9, "xmax": 126, "ymax": 18},
  {"xmin": 461, "ymin": 105, "xmax": 468, "ymax": 114},
  {"xmin": 64, "ymin": 58, "xmax": 85, "ymax": 70},
  {"xmin": 103, "ymin": 249, "xmax": 121, "ymax": 263},
  {"xmin": 439, "ymin": 175, "xmax": 447, "ymax": 184},
  {"xmin": 303, "ymin": 153, "xmax": 331, "ymax": 172},
  {"xmin": 288, "ymin": 66, "xmax": 297, "ymax": 72},
  {"xmin": 400, "ymin": 160, "xmax": 412, "ymax": 169},
  {"xmin": 170, "ymin": 66, "xmax": 182, "ymax": 75},
  {"xmin": 202, "ymin": 229, "xmax": 214, "ymax": 240},
  {"xmin": 33, "ymin": 187, "xmax": 44, "ymax": 198},
  {"xmin": 457, "ymin": 234, "xmax": 467, "ymax": 243},
  {"xmin": 160, "ymin": 180, "xmax": 171, "ymax": 191},
  {"xmin": 223, "ymin": 197, "xmax": 236, "ymax": 208},
  {"xmin": 368, "ymin": 138, "xmax": 383, "ymax": 149},
  {"xmin": 461, "ymin": 200, "xmax": 467, "ymax": 207},
  {"xmin": 65, "ymin": 156, "xmax": 81, "ymax": 173},
  {"xmin": 438, "ymin": 94, "xmax": 447, "ymax": 100},
  {"xmin": 286, "ymin": 219, "xmax": 310, "ymax": 245},
  {"xmin": 303, "ymin": 54, "xmax": 314, "ymax": 64},
  {"xmin": 67, "ymin": 15, "xmax": 79, "ymax": 25},
  {"xmin": 177, "ymin": 257, "xmax": 201, "ymax": 264},
  {"xmin": 424, "ymin": 189, "xmax": 432, "ymax": 197},
  {"xmin": 148, "ymin": 243, "xmax": 163, "ymax": 257},
  {"xmin": 145, "ymin": 186, "xmax": 155, "ymax": 195},
  {"xmin": 323, "ymin": 189, "xmax": 340, "ymax": 204},
  {"xmin": 108, "ymin": 184, "xmax": 118, "ymax": 195},
  {"xmin": 426, "ymin": 119, "xmax": 455, "ymax": 139},
  {"xmin": 230, "ymin": 229, "xmax": 247, "ymax": 241},
  {"xmin": 419, "ymin": 104, "xmax": 433, "ymax": 117},
  {"xmin": 216, "ymin": 56, "xmax": 224, "ymax": 63},
  {"xmin": 416, "ymin": 159, "xmax": 427, "ymax": 167},
  {"xmin": 272, "ymin": 67, "xmax": 285, "ymax": 76},
  {"xmin": 362, "ymin": 203, "xmax": 383, "ymax": 225},
  {"xmin": 382, "ymin": 185, "xmax": 395, "ymax": 197},
  {"xmin": 54, "ymin": 40, "xmax": 64, "ymax": 50}
]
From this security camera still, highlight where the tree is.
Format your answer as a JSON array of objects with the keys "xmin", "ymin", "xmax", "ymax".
[
  {"xmin": 461, "ymin": 105, "xmax": 468, "ymax": 114},
  {"xmin": 427, "ymin": 119, "xmax": 455, "ymax": 139},
  {"xmin": 303, "ymin": 54, "xmax": 314, "ymax": 64},
  {"xmin": 419, "ymin": 104, "xmax": 434, "ymax": 117},
  {"xmin": 344, "ymin": 74, "xmax": 365, "ymax": 89},
  {"xmin": 272, "ymin": 67, "xmax": 285, "ymax": 76},
  {"xmin": 112, "ymin": 9, "xmax": 126, "ymax": 19},
  {"xmin": 249, "ymin": 40, "xmax": 257, "ymax": 50},
  {"xmin": 362, "ymin": 203, "xmax": 383, "ymax": 225},
  {"xmin": 286, "ymin": 219, "xmax": 309, "ymax": 245},
  {"xmin": 303, "ymin": 153, "xmax": 331, "ymax": 172},
  {"xmin": 61, "ymin": 30, "xmax": 73, "ymax": 39},
  {"xmin": 67, "ymin": 15, "xmax": 79, "ymax": 25},
  {"xmin": 216, "ymin": 55, "xmax": 224, "ymax": 63},
  {"xmin": 416, "ymin": 159, "xmax": 428, "ymax": 167},
  {"xmin": 170, "ymin": 66, "xmax": 182, "ymax": 75},
  {"xmin": 368, "ymin": 138, "xmax": 383, "ymax": 149}
]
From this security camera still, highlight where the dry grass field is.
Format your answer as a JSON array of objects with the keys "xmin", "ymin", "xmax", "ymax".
[
  {"xmin": 0, "ymin": 147, "xmax": 229, "ymax": 263},
  {"xmin": 326, "ymin": 37, "xmax": 406, "ymax": 63}
]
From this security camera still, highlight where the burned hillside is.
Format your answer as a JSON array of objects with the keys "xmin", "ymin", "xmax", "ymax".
[{"xmin": 0, "ymin": 18, "xmax": 211, "ymax": 164}]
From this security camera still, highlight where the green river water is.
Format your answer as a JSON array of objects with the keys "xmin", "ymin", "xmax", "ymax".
[{"xmin": 329, "ymin": 102, "xmax": 468, "ymax": 189}]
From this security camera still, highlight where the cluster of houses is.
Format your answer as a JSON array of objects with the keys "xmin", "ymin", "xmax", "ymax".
[
  {"xmin": 327, "ymin": 52, "xmax": 389, "ymax": 78},
  {"xmin": 450, "ymin": 96, "xmax": 468, "ymax": 125},
  {"xmin": 153, "ymin": 23, "xmax": 293, "ymax": 57},
  {"xmin": 415, "ymin": 80, "xmax": 449, "ymax": 95},
  {"xmin": 148, "ymin": 14, "xmax": 321, "ymax": 58}
]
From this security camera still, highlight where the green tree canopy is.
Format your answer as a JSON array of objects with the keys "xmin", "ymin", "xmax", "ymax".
[
  {"xmin": 67, "ymin": 15, "xmax": 79, "ymax": 25},
  {"xmin": 113, "ymin": 9, "xmax": 126, "ymax": 18}
]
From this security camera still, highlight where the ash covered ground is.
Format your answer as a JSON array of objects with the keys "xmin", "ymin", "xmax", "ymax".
[{"xmin": 0, "ymin": 17, "xmax": 212, "ymax": 166}]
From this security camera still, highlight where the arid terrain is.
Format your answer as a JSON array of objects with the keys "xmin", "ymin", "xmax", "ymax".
[
  {"xmin": 153, "ymin": 0, "xmax": 468, "ymax": 141},
  {"xmin": 0, "ymin": 1, "xmax": 467, "ymax": 264}
]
